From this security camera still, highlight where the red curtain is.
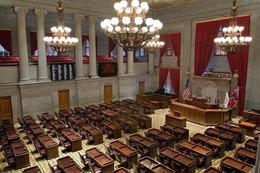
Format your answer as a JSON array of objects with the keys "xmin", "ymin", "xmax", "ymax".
[
  {"xmin": 169, "ymin": 69, "xmax": 180, "ymax": 96},
  {"xmin": 30, "ymin": 31, "xmax": 37, "ymax": 55},
  {"xmin": 108, "ymin": 38, "xmax": 116, "ymax": 57},
  {"xmin": 0, "ymin": 30, "xmax": 13, "ymax": 55},
  {"xmin": 159, "ymin": 68, "xmax": 169, "ymax": 88},
  {"xmin": 170, "ymin": 33, "xmax": 181, "ymax": 67},
  {"xmin": 221, "ymin": 16, "xmax": 250, "ymax": 115},
  {"xmin": 82, "ymin": 35, "xmax": 87, "ymax": 45},
  {"xmin": 194, "ymin": 20, "xmax": 221, "ymax": 76},
  {"xmin": 159, "ymin": 34, "xmax": 170, "ymax": 66}
]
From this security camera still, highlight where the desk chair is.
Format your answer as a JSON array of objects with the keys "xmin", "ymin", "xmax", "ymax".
[
  {"xmin": 191, "ymin": 152, "xmax": 204, "ymax": 167},
  {"xmin": 78, "ymin": 152, "xmax": 91, "ymax": 170},
  {"xmin": 137, "ymin": 144, "xmax": 149, "ymax": 157},
  {"xmin": 171, "ymin": 161, "xmax": 187, "ymax": 173},
  {"xmin": 86, "ymin": 133, "xmax": 94, "ymax": 144},
  {"xmin": 157, "ymin": 137, "xmax": 167, "ymax": 149},
  {"xmin": 104, "ymin": 127, "xmax": 113, "ymax": 139},
  {"xmin": 133, "ymin": 163, "xmax": 147, "ymax": 173},
  {"xmin": 160, "ymin": 126, "xmax": 171, "ymax": 135},
  {"xmin": 115, "ymin": 151, "xmax": 128, "ymax": 168},
  {"xmin": 159, "ymin": 154, "xmax": 170, "ymax": 166},
  {"xmin": 104, "ymin": 144, "xmax": 115, "ymax": 158},
  {"xmin": 48, "ymin": 163, "xmax": 61, "ymax": 173},
  {"xmin": 88, "ymin": 162, "xmax": 101, "ymax": 173}
]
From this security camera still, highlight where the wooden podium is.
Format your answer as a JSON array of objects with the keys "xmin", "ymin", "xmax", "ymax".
[{"xmin": 165, "ymin": 112, "xmax": 186, "ymax": 127}]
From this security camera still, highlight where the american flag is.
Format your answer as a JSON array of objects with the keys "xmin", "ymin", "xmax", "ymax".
[{"xmin": 182, "ymin": 80, "xmax": 190, "ymax": 100}]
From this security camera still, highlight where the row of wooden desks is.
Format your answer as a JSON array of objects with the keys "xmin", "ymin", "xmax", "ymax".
[
  {"xmin": 23, "ymin": 115, "xmax": 36, "ymax": 125},
  {"xmin": 62, "ymin": 129, "xmax": 82, "ymax": 152},
  {"xmin": 235, "ymin": 147, "xmax": 256, "ymax": 165},
  {"xmin": 29, "ymin": 123, "xmax": 44, "ymax": 140},
  {"xmin": 38, "ymin": 134, "xmax": 59, "ymax": 159},
  {"xmin": 176, "ymin": 140, "xmax": 212, "ymax": 168},
  {"xmin": 68, "ymin": 116, "xmax": 85, "ymax": 130},
  {"xmin": 147, "ymin": 128, "xmax": 175, "ymax": 148},
  {"xmin": 86, "ymin": 147, "xmax": 114, "ymax": 173},
  {"xmin": 82, "ymin": 124, "xmax": 103, "ymax": 144},
  {"xmin": 138, "ymin": 156, "xmax": 175, "ymax": 173},
  {"xmin": 161, "ymin": 123, "xmax": 189, "ymax": 141},
  {"xmin": 216, "ymin": 123, "xmax": 245, "ymax": 143},
  {"xmin": 101, "ymin": 110, "xmax": 118, "ymax": 122},
  {"xmin": 159, "ymin": 147, "xmax": 196, "ymax": 173},
  {"xmin": 41, "ymin": 112, "xmax": 55, "ymax": 123},
  {"xmin": 23, "ymin": 166, "xmax": 42, "ymax": 173},
  {"xmin": 59, "ymin": 110, "xmax": 72, "ymax": 120},
  {"xmin": 57, "ymin": 156, "xmax": 84, "ymax": 173},
  {"xmin": 50, "ymin": 120, "xmax": 66, "ymax": 134},
  {"xmin": 131, "ymin": 113, "xmax": 152, "ymax": 129},
  {"xmin": 11, "ymin": 140, "xmax": 30, "ymax": 169},
  {"xmin": 2, "ymin": 119, "xmax": 14, "ymax": 129},
  {"xmin": 6, "ymin": 128, "xmax": 20, "ymax": 144},
  {"xmin": 129, "ymin": 134, "xmax": 158, "ymax": 157},
  {"xmin": 110, "ymin": 140, "xmax": 138, "ymax": 168},
  {"xmin": 204, "ymin": 128, "xmax": 236, "ymax": 150},
  {"xmin": 245, "ymin": 139, "xmax": 258, "ymax": 151},
  {"xmin": 117, "ymin": 116, "xmax": 138, "ymax": 134},
  {"xmin": 102, "ymin": 120, "xmax": 122, "ymax": 139},
  {"xmin": 220, "ymin": 156, "xmax": 253, "ymax": 172},
  {"xmin": 84, "ymin": 113, "xmax": 103, "ymax": 125}
]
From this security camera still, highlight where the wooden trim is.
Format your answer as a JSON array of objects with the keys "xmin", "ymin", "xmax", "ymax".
[
  {"xmin": 159, "ymin": 67, "xmax": 180, "ymax": 70},
  {"xmin": 160, "ymin": 31, "xmax": 181, "ymax": 35},
  {"xmin": 30, "ymin": 30, "xmax": 52, "ymax": 33},
  {"xmin": 0, "ymin": 28, "xmax": 11, "ymax": 31},
  {"xmin": 196, "ymin": 14, "xmax": 251, "ymax": 24}
]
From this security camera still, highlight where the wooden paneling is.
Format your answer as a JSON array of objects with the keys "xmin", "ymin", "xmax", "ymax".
[
  {"xmin": 139, "ymin": 81, "xmax": 145, "ymax": 94},
  {"xmin": 58, "ymin": 90, "xmax": 70, "ymax": 111},
  {"xmin": 104, "ymin": 85, "xmax": 112, "ymax": 103},
  {"xmin": 0, "ymin": 96, "xmax": 13, "ymax": 124}
]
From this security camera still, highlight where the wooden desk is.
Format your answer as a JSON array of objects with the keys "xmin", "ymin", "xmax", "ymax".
[
  {"xmin": 204, "ymin": 128, "xmax": 236, "ymax": 150},
  {"xmin": 239, "ymin": 121, "xmax": 256, "ymax": 137},
  {"xmin": 57, "ymin": 156, "xmax": 83, "ymax": 173},
  {"xmin": 23, "ymin": 115, "xmax": 36, "ymax": 125},
  {"xmin": 162, "ymin": 123, "xmax": 189, "ymax": 141},
  {"xmin": 147, "ymin": 128, "xmax": 175, "ymax": 148},
  {"xmin": 11, "ymin": 140, "xmax": 30, "ymax": 169},
  {"xmin": 110, "ymin": 140, "xmax": 138, "ymax": 168},
  {"xmin": 136, "ymin": 93, "xmax": 177, "ymax": 105},
  {"xmin": 243, "ymin": 110, "xmax": 260, "ymax": 128},
  {"xmin": 6, "ymin": 128, "xmax": 20, "ymax": 144},
  {"xmin": 82, "ymin": 124, "xmax": 103, "ymax": 144},
  {"xmin": 165, "ymin": 113, "xmax": 186, "ymax": 127},
  {"xmin": 29, "ymin": 124, "xmax": 44, "ymax": 140},
  {"xmin": 42, "ymin": 113, "xmax": 55, "ymax": 123},
  {"xmin": 220, "ymin": 157, "xmax": 253, "ymax": 173},
  {"xmin": 254, "ymin": 132, "xmax": 259, "ymax": 141},
  {"xmin": 245, "ymin": 139, "xmax": 258, "ymax": 152},
  {"xmin": 150, "ymin": 101, "xmax": 160, "ymax": 110},
  {"xmin": 59, "ymin": 110, "xmax": 72, "ymax": 120},
  {"xmin": 203, "ymin": 167, "xmax": 221, "ymax": 173},
  {"xmin": 68, "ymin": 116, "xmax": 85, "ymax": 130},
  {"xmin": 112, "ymin": 167, "xmax": 130, "ymax": 173},
  {"xmin": 84, "ymin": 113, "xmax": 104, "ymax": 125},
  {"xmin": 131, "ymin": 113, "xmax": 152, "ymax": 129},
  {"xmin": 38, "ymin": 134, "xmax": 58, "ymax": 159},
  {"xmin": 160, "ymin": 147, "xmax": 196, "ymax": 173},
  {"xmin": 170, "ymin": 101, "xmax": 232, "ymax": 126},
  {"xmin": 101, "ymin": 120, "xmax": 122, "ymax": 139},
  {"xmin": 86, "ymin": 147, "xmax": 114, "ymax": 173},
  {"xmin": 117, "ymin": 116, "xmax": 138, "ymax": 134},
  {"xmin": 50, "ymin": 120, "xmax": 66, "ymax": 134},
  {"xmin": 176, "ymin": 140, "xmax": 212, "ymax": 168},
  {"xmin": 126, "ymin": 105, "xmax": 144, "ymax": 114},
  {"xmin": 62, "ymin": 129, "xmax": 82, "ymax": 152},
  {"xmin": 138, "ymin": 156, "xmax": 175, "ymax": 173},
  {"xmin": 235, "ymin": 147, "xmax": 256, "ymax": 165},
  {"xmin": 129, "ymin": 134, "xmax": 158, "ymax": 157},
  {"xmin": 23, "ymin": 166, "xmax": 42, "ymax": 173},
  {"xmin": 102, "ymin": 111, "xmax": 118, "ymax": 122},
  {"xmin": 216, "ymin": 123, "xmax": 245, "ymax": 143},
  {"xmin": 191, "ymin": 133, "xmax": 226, "ymax": 158},
  {"xmin": 2, "ymin": 119, "xmax": 14, "ymax": 129}
]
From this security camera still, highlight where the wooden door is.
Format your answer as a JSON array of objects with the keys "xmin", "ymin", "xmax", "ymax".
[
  {"xmin": 0, "ymin": 96, "xmax": 13, "ymax": 124},
  {"xmin": 58, "ymin": 90, "xmax": 70, "ymax": 111},
  {"xmin": 104, "ymin": 85, "xmax": 112, "ymax": 103},
  {"xmin": 139, "ymin": 81, "xmax": 145, "ymax": 94}
]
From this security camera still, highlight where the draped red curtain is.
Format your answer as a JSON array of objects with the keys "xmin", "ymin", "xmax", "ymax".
[
  {"xmin": 30, "ymin": 31, "xmax": 37, "ymax": 55},
  {"xmin": 170, "ymin": 33, "xmax": 181, "ymax": 67},
  {"xmin": 159, "ymin": 34, "xmax": 170, "ymax": 66},
  {"xmin": 159, "ymin": 68, "xmax": 169, "ymax": 88},
  {"xmin": 108, "ymin": 38, "xmax": 116, "ymax": 57},
  {"xmin": 0, "ymin": 29, "xmax": 13, "ymax": 55},
  {"xmin": 169, "ymin": 69, "xmax": 180, "ymax": 96},
  {"xmin": 194, "ymin": 20, "xmax": 221, "ymax": 76},
  {"xmin": 221, "ymin": 16, "xmax": 250, "ymax": 115}
]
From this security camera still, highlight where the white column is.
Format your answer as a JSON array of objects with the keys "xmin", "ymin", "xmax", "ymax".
[
  {"xmin": 74, "ymin": 14, "xmax": 85, "ymax": 79},
  {"xmin": 88, "ymin": 16, "xmax": 99, "ymax": 78},
  {"xmin": 34, "ymin": 8, "xmax": 48, "ymax": 82},
  {"xmin": 148, "ymin": 52, "xmax": 155, "ymax": 74},
  {"xmin": 117, "ymin": 46, "xmax": 124, "ymax": 76},
  {"xmin": 14, "ymin": 6, "xmax": 30, "ymax": 83},
  {"xmin": 127, "ymin": 51, "xmax": 134, "ymax": 75}
]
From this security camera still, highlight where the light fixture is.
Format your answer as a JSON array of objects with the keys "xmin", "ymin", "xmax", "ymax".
[
  {"xmin": 214, "ymin": 0, "xmax": 252, "ymax": 54},
  {"xmin": 144, "ymin": 35, "xmax": 165, "ymax": 53},
  {"xmin": 44, "ymin": 0, "xmax": 78, "ymax": 54},
  {"xmin": 101, "ymin": 0, "xmax": 163, "ymax": 51}
]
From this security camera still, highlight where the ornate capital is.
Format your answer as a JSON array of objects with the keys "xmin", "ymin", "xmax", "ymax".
[
  {"xmin": 14, "ymin": 6, "xmax": 28, "ymax": 15},
  {"xmin": 74, "ymin": 14, "xmax": 85, "ymax": 22},
  {"xmin": 34, "ymin": 8, "xmax": 47, "ymax": 17},
  {"xmin": 88, "ymin": 16, "xmax": 98, "ymax": 24}
]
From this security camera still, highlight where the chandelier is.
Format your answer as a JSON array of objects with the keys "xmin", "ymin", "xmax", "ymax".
[
  {"xmin": 101, "ymin": 0, "xmax": 163, "ymax": 51},
  {"xmin": 214, "ymin": 0, "xmax": 252, "ymax": 54},
  {"xmin": 144, "ymin": 35, "xmax": 165, "ymax": 53},
  {"xmin": 43, "ymin": 0, "xmax": 78, "ymax": 54}
]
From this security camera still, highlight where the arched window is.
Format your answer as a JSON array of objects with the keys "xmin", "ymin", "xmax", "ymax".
[
  {"xmin": 214, "ymin": 27, "xmax": 227, "ymax": 56},
  {"xmin": 0, "ymin": 44, "xmax": 9, "ymax": 56},
  {"xmin": 111, "ymin": 46, "xmax": 126, "ymax": 57},
  {"xmin": 166, "ymin": 39, "xmax": 173, "ymax": 56},
  {"xmin": 164, "ymin": 71, "xmax": 175, "ymax": 94},
  {"xmin": 83, "ymin": 39, "xmax": 90, "ymax": 56},
  {"xmin": 34, "ymin": 45, "xmax": 57, "ymax": 56}
]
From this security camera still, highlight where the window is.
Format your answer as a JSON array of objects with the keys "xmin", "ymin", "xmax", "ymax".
[
  {"xmin": 164, "ymin": 71, "xmax": 175, "ymax": 94},
  {"xmin": 83, "ymin": 39, "xmax": 90, "ymax": 56},
  {"xmin": 34, "ymin": 45, "xmax": 57, "ymax": 56},
  {"xmin": 139, "ymin": 48, "xmax": 145, "ymax": 56},
  {"xmin": 214, "ymin": 27, "xmax": 227, "ymax": 56},
  {"xmin": 166, "ymin": 40, "xmax": 173, "ymax": 56},
  {"xmin": 0, "ymin": 44, "xmax": 9, "ymax": 56},
  {"xmin": 111, "ymin": 46, "xmax": 126, "ymax": 57}
]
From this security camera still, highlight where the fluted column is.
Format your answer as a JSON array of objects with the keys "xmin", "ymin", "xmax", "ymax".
[
  {"xmin": 74, "ymin": 14, "xmax": 85, "ymax": 79},
  {"xmin": 88, "ymin": 16, "xmax": 98, "ymax": 78},
  {"xmin": 148, "ymin": 52, "xmax": 155, "ymax": 74},
  {"xmin": 34, "ymin": 8, "xmax": 48, "ymax": 82},
  {"xmin": 117, "ymin": 46, "xmax": 124, "ymax": 76},
  {"xmin": 14, "ymin": 6, "xmax": 30, "ymax": 83},
  {"xmin": 127, "ymin": 51, "xmax": 134, "ymax": 75}
]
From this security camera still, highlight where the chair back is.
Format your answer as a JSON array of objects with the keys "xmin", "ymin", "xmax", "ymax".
[
  {"xmin": 132, "ymin": 163, "xmax": 139, "ymax": 173},
  {"xmin": 115, "ymin": 151, "xmax": 122, "ymax": 163},
  {"xmin": 125, "ymin": 137, "xmax": 130, "ymax": 145}
]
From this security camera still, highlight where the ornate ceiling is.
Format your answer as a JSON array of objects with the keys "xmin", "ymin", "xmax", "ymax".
[{"xmin": 96, "ymin": 0, "xmax": 207, "ymax": 12}]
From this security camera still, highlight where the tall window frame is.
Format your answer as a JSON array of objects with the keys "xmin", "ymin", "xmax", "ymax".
[
  {"xmin": 0, "ymin": 44, "xmax": 9, "ymax": 56},
  {"xmin": 83, "ymin": 39, "xmax": 90, "ymax": 56},
  {"xmin": 214, "ymin": 27, "xmax": 227, "ymax": 56}
]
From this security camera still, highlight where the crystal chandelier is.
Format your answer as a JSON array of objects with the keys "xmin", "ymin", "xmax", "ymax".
[
  {"xmin": 43, "ymin": 0, "xmax": 78, "ymax": 54},
  {"xmin": 101, "ymin": 0, "xmax": 163, "ymax": 51},
  {"xmin": 144, "ymin": 35, "xmax": 165, "ymax": 53},
  {"xmin": 214, "ymin": 0, "xmax": 252, "ymax": 54}
]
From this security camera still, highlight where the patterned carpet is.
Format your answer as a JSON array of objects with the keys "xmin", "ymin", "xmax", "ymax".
[{"xmin": 0, "ymin": 108, "xmax": 255, "ymax": 173}]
